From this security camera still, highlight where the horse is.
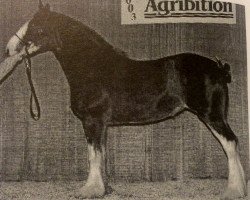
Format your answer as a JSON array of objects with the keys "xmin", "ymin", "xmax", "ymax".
[{"xmin": 5, "ymin": 1, "xmax": 247, "ymax": 199}]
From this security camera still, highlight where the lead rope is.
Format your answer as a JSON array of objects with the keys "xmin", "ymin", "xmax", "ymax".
[
  {"xmin": 24, "ymin": 47, "xmax": 41, "ymax": 121},
  {"xmin": 14, "ymin": 33, "xmax": 41, "ymax": 120}
]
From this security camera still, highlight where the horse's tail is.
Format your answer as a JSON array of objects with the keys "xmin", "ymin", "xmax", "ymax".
[{"xmin": 215, "ymin": 57, "xmax": 232, "ymax": 83}]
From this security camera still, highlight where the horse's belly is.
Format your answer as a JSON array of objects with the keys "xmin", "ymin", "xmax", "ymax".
[
  {"xmin": 110, "ymin": 92, "xmax": 185, "ymax": 125},
  {"xmin": 108, "ymin": 57, "xmax": 186, "ymax": 125}
]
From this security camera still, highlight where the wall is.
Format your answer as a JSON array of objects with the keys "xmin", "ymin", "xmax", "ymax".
[{"xmin": 0, "ymin": 0, "xmax": 248, "ymax": 182}]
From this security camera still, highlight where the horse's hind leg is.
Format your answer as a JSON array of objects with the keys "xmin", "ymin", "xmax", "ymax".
[
  {"xmin": 201, "ymin": 119, "xmax": 247, "ymax": 199},
  {"xmin": 195, "ymin": 83, "xmax": 247, "ymax": 199}
]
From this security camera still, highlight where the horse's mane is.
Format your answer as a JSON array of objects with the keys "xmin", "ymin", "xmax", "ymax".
[{"xmin": 51, "ymin": 11, "xmax": 127, "ymax": 57}]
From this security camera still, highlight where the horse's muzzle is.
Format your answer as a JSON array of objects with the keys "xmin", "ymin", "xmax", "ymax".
[{"xmin": 6, "ymin": 35, "xmax": 25, "ymax": 56}]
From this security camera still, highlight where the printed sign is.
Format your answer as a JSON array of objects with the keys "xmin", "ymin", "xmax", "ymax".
[{"xmin": 121, "ymin": 0, "xmax": 236, "ymax": 24}]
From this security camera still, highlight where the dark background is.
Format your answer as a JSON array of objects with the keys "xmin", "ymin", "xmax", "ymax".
[{"xmin": 0, "ymin": 0, "xmax": 248, "ymax": 182}]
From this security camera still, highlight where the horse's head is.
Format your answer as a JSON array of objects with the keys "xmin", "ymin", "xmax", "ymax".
[{"xmin": 6, "ymin": 0, "xmax": 62, "ymax": 57}]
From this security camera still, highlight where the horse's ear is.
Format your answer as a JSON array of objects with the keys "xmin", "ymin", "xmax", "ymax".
[
  {"xmin": 39, "ymin": 0, "xmax": 44, "ymax": 10},
  {"xmin": 45, "ymin": 3, "xmax": 50, "ymax": 11}
]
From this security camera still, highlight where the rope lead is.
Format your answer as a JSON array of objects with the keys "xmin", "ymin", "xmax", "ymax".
[{"xmin": 24, "ymin": 47, "xmax": 41, "ymax": 121}]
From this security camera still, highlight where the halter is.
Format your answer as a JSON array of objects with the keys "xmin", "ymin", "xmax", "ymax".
[{"xmin": 15, "ymin": 33, "xmax": 41, "ymax": 121}]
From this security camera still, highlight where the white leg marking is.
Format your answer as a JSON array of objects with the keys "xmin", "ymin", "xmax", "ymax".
[
  {"xmin": 86, "ymin": 144, "xmax": 104, "ymax": 187},
  {"xmin": 208, "ymin": 126, "xmax": 247, "ymax": 199},
  {"xmin": 76, "ymin": 144, "xmax": 105, "ymax": 198},
  {"xmin": 6, "ymin": 21, "xmax": 29, "ymax": 56}
]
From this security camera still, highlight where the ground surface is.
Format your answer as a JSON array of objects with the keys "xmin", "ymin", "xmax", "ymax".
[{"xmin": 0, "ymin": 180, "xmax": 249, "ymax": 200}]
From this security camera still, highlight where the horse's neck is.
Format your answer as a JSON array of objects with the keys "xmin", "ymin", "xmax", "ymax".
[
  {"xmin": 54, "ymin": 37, "xmax": 110, "ymax": 70},
  {"xmin": 54, "ymin": 39, "xmax": 111, "ymax": 87},
  {"xmin": 58, "ymin": 16, "xmax": 110, "ymax": 54},
  {"xmin": 54, "ymin": 19, "xmax": 102, "ymax": 63},
  {"xmin": 53, "ymin": 16, "xmax": 123, "ymax": 86}
]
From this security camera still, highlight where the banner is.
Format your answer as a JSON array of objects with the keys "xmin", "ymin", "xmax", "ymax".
[{"xmin": 121, "ymin": 0, "xmax": 237, "ymax": 24}]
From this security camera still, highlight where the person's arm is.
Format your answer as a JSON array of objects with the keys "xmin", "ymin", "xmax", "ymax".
[
  {"xmin": 0, "ymin": 49, "xmax": 26, "ymax": 82},
  {"xmin": 0, "ymin": 44, "xmax": 40, "ymax": 82}
]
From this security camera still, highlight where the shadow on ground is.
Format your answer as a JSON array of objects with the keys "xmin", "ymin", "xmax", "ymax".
[{"xmin": 0, "ymin": 179, "xmax": 249, "ymax": 200}]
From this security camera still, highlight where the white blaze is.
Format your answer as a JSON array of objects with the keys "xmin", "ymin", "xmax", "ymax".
[{"xmin": 6, "ymin": 21, "xmax": 29, "ymax": 56}]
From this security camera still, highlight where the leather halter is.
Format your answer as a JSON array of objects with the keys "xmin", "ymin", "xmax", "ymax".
[{"xmin": 14, "ymin": 33, "xmax": 41, "ymax": 121}]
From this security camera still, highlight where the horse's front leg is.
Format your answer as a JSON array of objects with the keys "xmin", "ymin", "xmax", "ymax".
[{"xmin": 76, "ymin": 116, "xmax": 108, "ymax": 199}]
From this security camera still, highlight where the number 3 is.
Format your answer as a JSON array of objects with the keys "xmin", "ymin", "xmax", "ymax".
[{"xmin": 132, "ymin": 13, "xmax": 136, "ymax": 20}]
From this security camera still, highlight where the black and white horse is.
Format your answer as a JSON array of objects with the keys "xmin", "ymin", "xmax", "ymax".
[{"xmin": 6, "ymin": 1, "xmax": 247, "ymax": 199}]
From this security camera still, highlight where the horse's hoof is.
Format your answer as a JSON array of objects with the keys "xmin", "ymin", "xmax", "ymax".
[
  {"xmin": 222, "ymin": 186, "xmax": 247, "ymax": 200},
  {"xmin": 74, "ymin": 184, "xmax": 105, "ymax": 199}
]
